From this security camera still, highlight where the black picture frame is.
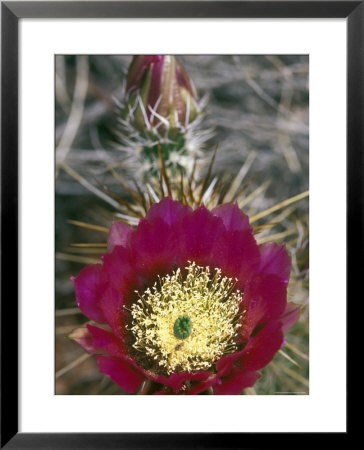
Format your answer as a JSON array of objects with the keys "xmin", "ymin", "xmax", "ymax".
[{"xmin": 1, "ymin": 1, "xmax": 357, "ymax": 447}]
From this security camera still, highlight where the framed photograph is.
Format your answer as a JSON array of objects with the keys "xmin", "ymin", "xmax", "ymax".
[{"xmin": 2, "ymin": 1, "xmax": 357, "ymax": 447}]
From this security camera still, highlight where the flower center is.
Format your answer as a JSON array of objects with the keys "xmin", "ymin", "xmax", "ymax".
[{"xmin": 129, "ymin": 261, "xmax": 244, "ymax": 374}]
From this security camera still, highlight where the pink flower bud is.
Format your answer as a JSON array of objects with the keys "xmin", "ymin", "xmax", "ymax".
[{"xmin": 124, "ymin": 55, "xmax": 200, "ymax": 131}]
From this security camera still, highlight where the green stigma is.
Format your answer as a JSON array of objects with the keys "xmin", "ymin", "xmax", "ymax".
[{"xmin": 173, "ymin": 316, "xmax": 192, "ymax": 340}]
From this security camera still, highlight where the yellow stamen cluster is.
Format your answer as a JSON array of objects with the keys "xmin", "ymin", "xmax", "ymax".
[{"xmin": 129, "ymin": 261, "xmax": 243, "ymax": 374}]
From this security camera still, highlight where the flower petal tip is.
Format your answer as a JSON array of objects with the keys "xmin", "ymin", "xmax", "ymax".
[{"xmin": 281, "ymin": 303, "xmax": 301, "ymax": 332}]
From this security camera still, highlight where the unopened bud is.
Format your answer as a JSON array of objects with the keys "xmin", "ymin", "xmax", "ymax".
[{"xmin": 124, "ymin": 55, "xmax": 200, "ymax": 132}]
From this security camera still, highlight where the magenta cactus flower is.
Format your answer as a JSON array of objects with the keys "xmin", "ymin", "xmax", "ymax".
[
  {"xmin": 124, "ymin": 55, "xmax": 200, "ymax": 131},
  {"xmin": 71, "ymin": 198, "xmax": 299, "ymax": 394}
]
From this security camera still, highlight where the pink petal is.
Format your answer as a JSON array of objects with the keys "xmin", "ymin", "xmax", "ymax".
[
  {"xmin": 175, "ymin": 60, "xmax": 198, "ymax": 100},
  {"xmin": 216, "ymin": 320, "xmax": 284, "ymax": 376},
  {"xmin": 72, "ymin": 325, "xmax": 154, "ymax": 381},
  {"xmin": 211, "ymin": 230, "xmax": 260, "ymax": 286},
  {"xmin": 126, "ymin": 55, "xmax": 164, "ymax": 94},
  {"xmin": 281, "ymin": 303, "xmax": 300, "ymax": 332},
  {"xmin": 145, "ymin": 197, "xmax": 191, "ymax": 226},
  {"xmin": 98, "ymin": 288, "xmax": 128, "ymax": 340},
  {"xmin": 85, "ymin": 324, "xmax": 128, "ymax": 356},
  {"xmin": 148, "ymin": 57, "xmax": 165, "ymax": 120},
  {"xmin": 156, "ymin": 371, "xmax": 211, "ymax": 391},
  {"xmin": 241, "ymin": 321, "xmax": 284, "ymax": 371},
  {"xmin": 214, "ymin": 369, "xmax": 260, "ymax": 395},
  {"xmin": 212, "ymin": 203, "xmax": 251, "ymax": 233},
  {"xmin": 244, "ymin": 273, "xmax": 289, "ymax": 324},
  {"xmin": 70, "ymin": 324, "xmax": 129, "ymax": 358},
  {"xmin": 215, "ymin": 348, "xmax": 246, "ymax": 377},
  {"xmin": 101, "ymin": 246, "xmax": 135, "ymax": 294},
  {"xmin": 69, "ymin": 327, "xmax": 95, "ymax": 353},
  {"xmin": 259, "ymin": 242, "xmax": 291, "ymax": 281},
  {"xmin": 176, "ymin": 206, "xmax": 226, "ymax": 266},
  {"xmin": 131, "ymin": 216, "xmax": 178, "ymax": 281},
  {"xmin": 184, "ymin": 377, "xmax": 220, "ymax": 395},
  {"xmin": 73, "ymin": 264, "xmax": 107, "ymax": 323},
  {"xmin": 107, "ymin": 220, "xmax": 133, "ymax": 252},
  {"xmin": 96, "ymin": 355, "xmax": 145, "ymax": 394}
]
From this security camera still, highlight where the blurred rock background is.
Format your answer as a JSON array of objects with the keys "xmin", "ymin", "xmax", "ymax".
[{"xmin": 55, "ymin": 55, "xmax": 309, "ymax": 395}]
